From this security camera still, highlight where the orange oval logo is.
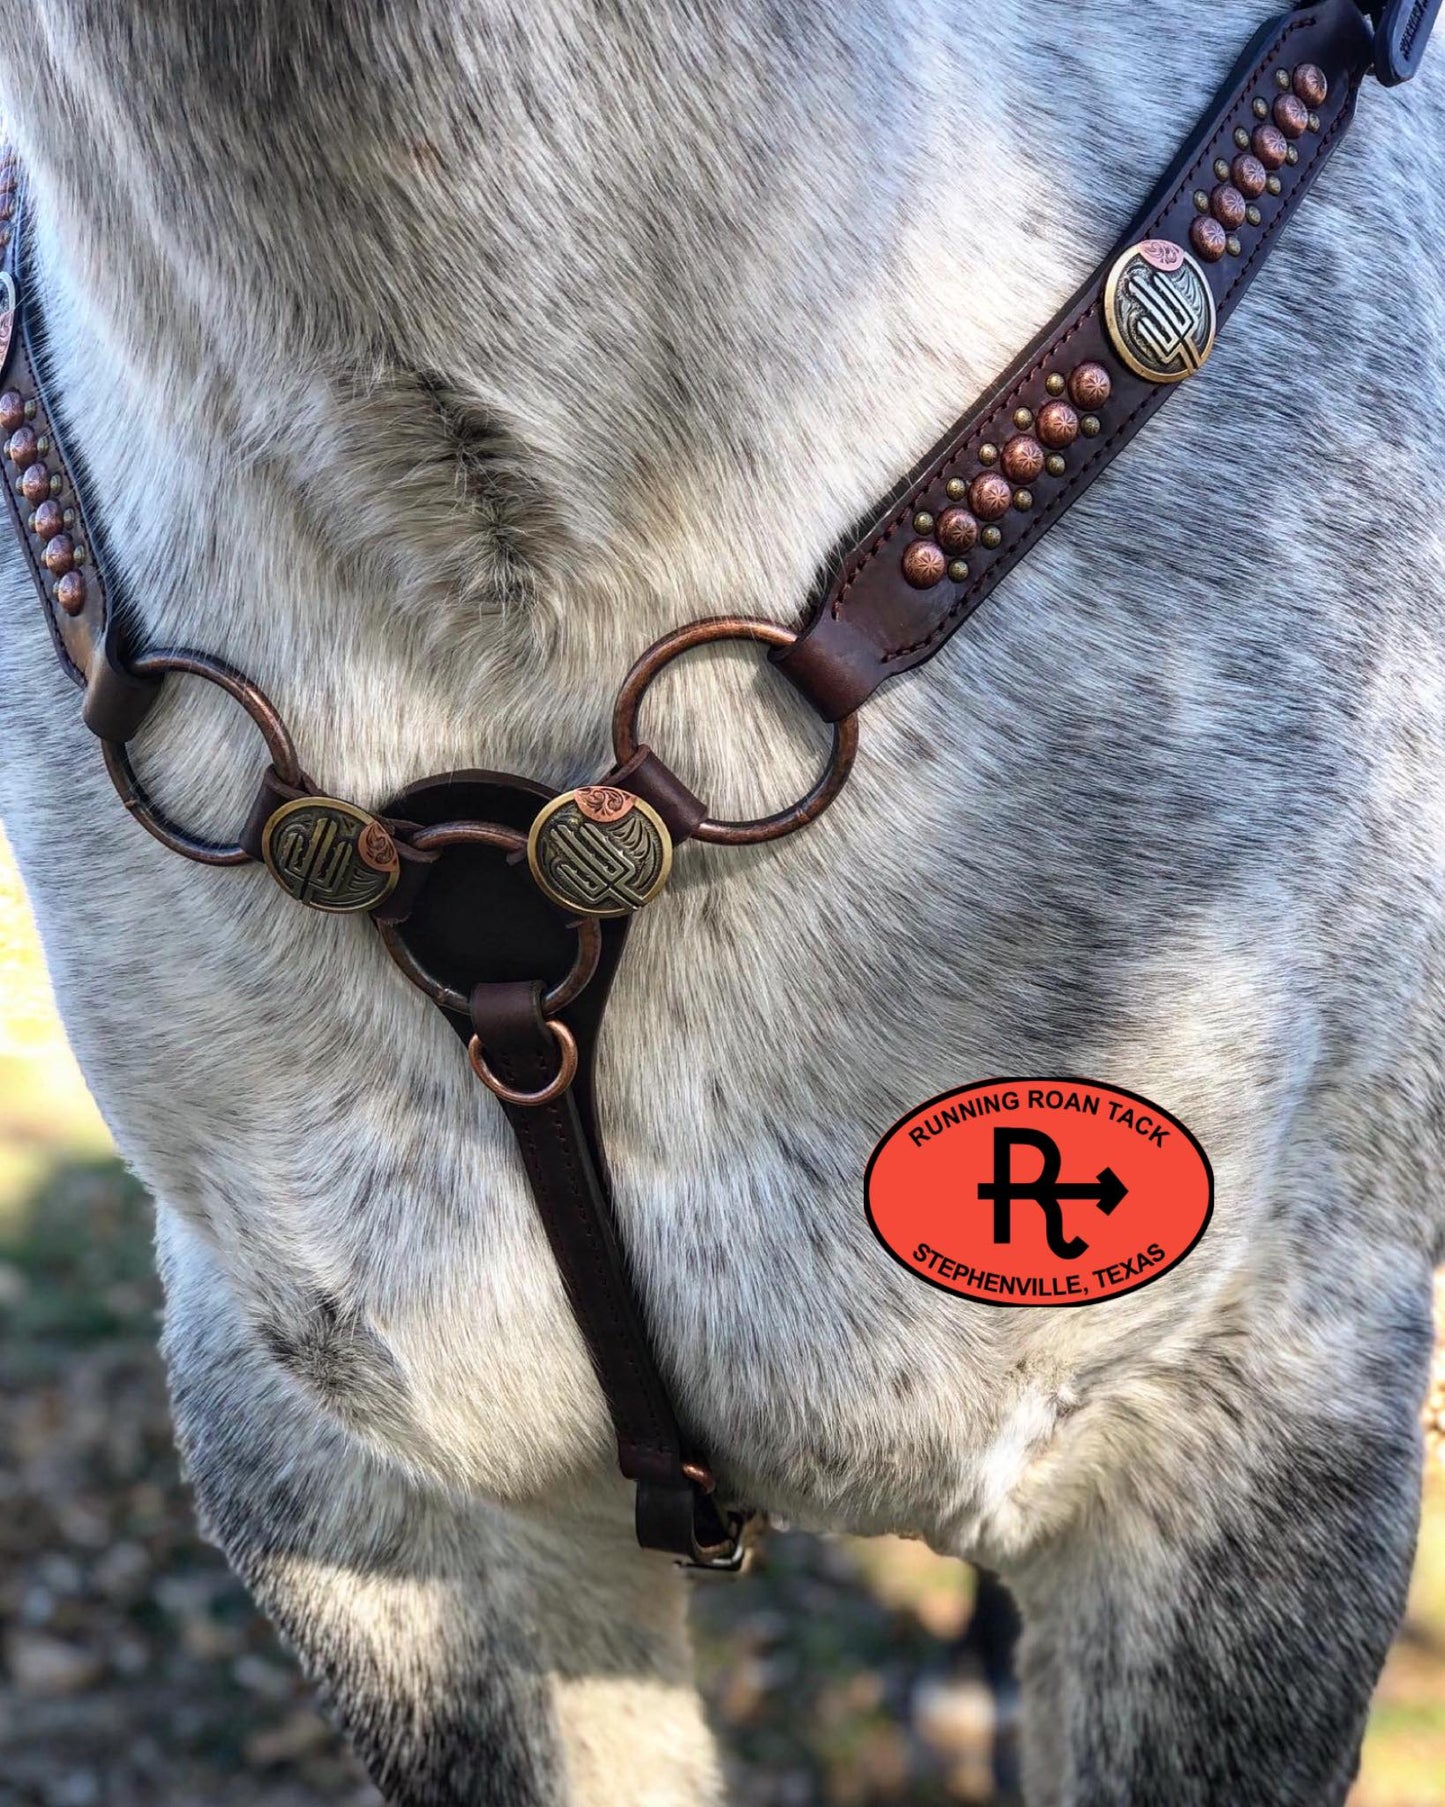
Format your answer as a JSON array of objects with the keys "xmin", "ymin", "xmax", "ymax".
[{"xmin": 866, "ymin": 1078, "xmax": 1212, "ymax": 1307}]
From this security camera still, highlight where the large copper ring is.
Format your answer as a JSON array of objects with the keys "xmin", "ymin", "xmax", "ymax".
[
  {"xmin": 611, "ymin": 616, "xmax": 859, "ymax": 845},
  {"xmin": 101, "ymin": 648, "xmax": 301, "ymax": 866},
  {"xmin": 374, "ymin": 819, "xmax": 603, "ymax": 1017},
  {"xmin": 467, "ymin": 1020, "xmax": 579, "ymax": 1108}
]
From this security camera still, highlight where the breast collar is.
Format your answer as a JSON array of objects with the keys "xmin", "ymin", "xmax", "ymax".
[{"xmin": 0, "ymin": 0, "xmax": 1432, "ymax": 1569}]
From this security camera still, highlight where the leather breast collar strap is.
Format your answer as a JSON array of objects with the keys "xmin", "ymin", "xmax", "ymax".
[{"xmin": 0, "ymin": 0, "xmax": 1426, "ymax": 1569}]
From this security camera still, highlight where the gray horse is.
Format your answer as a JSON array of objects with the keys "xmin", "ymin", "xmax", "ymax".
[{"xmin": 1, "ymin": 3, "xmax": 1441, "ymax": 1803}]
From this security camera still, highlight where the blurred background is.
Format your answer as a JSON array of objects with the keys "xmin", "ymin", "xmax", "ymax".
[{"xmin": 2, "ymin": 821, "xmax": 1442, "ymax": 1807}]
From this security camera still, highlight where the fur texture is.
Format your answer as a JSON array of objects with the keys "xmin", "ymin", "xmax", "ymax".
[{"xmin": 1, "ymin": 3, "xmax": 1442, "ymax": 1801}]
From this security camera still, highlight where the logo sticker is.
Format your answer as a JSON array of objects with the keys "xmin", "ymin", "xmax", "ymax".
[{"xmin": 865, "ymin": 1079, "xmax": 1212, "ymax": 1306}]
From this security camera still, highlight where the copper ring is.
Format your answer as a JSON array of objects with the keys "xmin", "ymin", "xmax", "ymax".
[
  {"xmin": 467, "ymin": 1020, "xmax": 578, "ymax": 1107},
  {"xmin": 101, "ymin": 647, "xmax": 301, "ymax": 866},
  {"xmin": 611, "ymin": 616, "xmax": 859, "ymax": 845},
  {"xmin": 374, "ymin": 819, "xmax": 603, "ymax": 1016}
]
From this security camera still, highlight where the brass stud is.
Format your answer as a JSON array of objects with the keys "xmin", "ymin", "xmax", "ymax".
[
  {"xmin": 1246, "ymin": 204, "xmax": 1261, "ymax": 227},
  {"xmin": 1286, "ymin": 144, "xmax": 1299, "ymax": 164},
  {"xmin": 1013, "ymin": 407, "xmax": 1033, "ymax": 430},
  {"xmin": 947, "ymin": 559, "xmax": 969, "ymax": 583},
  {"xmin": 978, "ymin": 442, "xmax": 999, "ymax": 466},
  {"xmin": 1045, "ymin": 453, "xmax": 1066, "ymax": 477},
  {"xmin": 1081, "ymin": 415, "xmax": 1101, "ymax": 437},
  {"xmin": 1275, "ymin": 68, "xmax": 1292, "ymax": 90},
  {"xmin": 71, "ymin": 544, "xmax": 86, "ymax": 565},
  {"xmin": 1013, "ymin": 488, "xmax": 1033, "ymax": 511},
  {"xmin": 1252, "ymin": 96, "xmax": 1270, "ymax": 119},
  {"xmin": 981, "ymin": 525, "xmax": 1002, "ymax": 550},
  {"xmin": 913, "ymin": 510, "xmax": 935, "ymax": 534},
  {"xmin": 23, "ymin": 399, "xmax": 35, "ymax": 420},
  {"xmin": 1194, "ymin": 189, "xmax": 1210, "ymax": 213},
  {"xmin": 1234, "ymin": 126, "xmax": 1251, "ymax": 150},
  {"xmin": 1213, "ymin": 158, "xmax": 1231, "ymax": 181},
  {"xmin": 946, "ymin": 476, "xmax": 967, "ymax": 501},
  {"xmin": 1045, "ymin": 372, "xmax": 1066, "ymax": 396},
  {"xmin": 1307, "ymin": 111, "xmax": 1320, "ymax": 132},
  {"xmin": 1266, "ymin": 174, "xmax": 1282, "ymax": 195},
  {"xmin": 61, "ymin": 508, "xmax": 76, "ymax": 526},
  {"xmin": 34, "ymin": 435, "xmax": 49, "ymax": 457},
  {"xmin": 1225, "ymin": 234, "xmax": 1242, "ymax": 256}
]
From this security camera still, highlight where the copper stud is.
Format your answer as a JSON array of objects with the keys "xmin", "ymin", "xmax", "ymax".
[
  {"xmin": 1246, "ymin": 204, "xmax": 1261, "ymax": 227},
  {"xmin": 1045, "ymin": 373, "xmax": 1066, "ymax": 396},
  {"xmin": 1293, "ymin": 63, "xmax": 1327, "ymax": 107},
  {"xmin": 1036, "ymin": 399, "xmax": 1080, "ymax": 448},
  {"xmin": 913, "ymin": 510, "xmax": 935, "ymax": 534},
  {"xmin": 4, "ymin": 425, "xmax": 37, "ymax": 467},
  {"xmin": 1190, "ymin": 216, "xmax": 1227, "ymax": 262},
  {"xmin": 1068, "ymin": 362, "xmax": 1111, "ymax": 409},
  {"xmin": 1232, "ymin": 153, "xmax": 1268, "ymax": 198},
  {"xmin": 55, "ymin": 570, "xmax": 86, "ymax": 616},
  {"xmin": 20, "ymin": 463, "xmax": 51, "ymax": 505},
  {"xmin": 947, "ymin": 559, "xmax": 969, "ymax": 583},
  {"xmin": 981, "ymin": 526, "xmax": 1002, "ymax": 550},
  {"xmin": 1252, "ymin": 96, "xmax": 1270, "ymax": 119},
  {"xmin": 1253, "ymin": 123, "xmax": 1288, "ymax": 168},
  {"xmin": 1194, "ymin": 189, "xmax": 1210, "ymax": 213},
  {"xmin": 1273, "ymin": 93, "xmax": 1308, "ymax": 138},
  {"xmin": 1013, "ymin": 488, "xmax": 1033, "ymax": 512},
  {"xmin": 1000, "ymin": 434, "xmax": 1044, "ymax": 483},
  {"xmin": 1080, "ymin": 415, "xmax": 1101, "ymax": 437},
  {"xmin": 1225, "ymin": 234, "xmax": 1242, "ymax": 257},
  {"xmin": 1234, "ymin": 126, "xmax": 1252, "ymax": 150},
  {"xmin": 901, "ymin": 539, "xmax": 947, "ymax": 589},
  {"xmin": 969, "ymin": 472, "xmax": 1014, "ymax": 521},
  {"xmin": 1267, "ymin": 173, "xmax": 1282, "ymax": 195},
  {"xmin": 1045, "ymin": 453, "xmax": 1066, "ymax": 478},
  {"xmin": 936, "ymin": 506, "xmax": 979, "ymax": 553},
  {"xmin": 946, "ymin": 476, "xmax": 967, "ymax": 501},
  {"xmin": 42, "ymin": 533, "xmax": 75, "ymax": 576},
  {"xmin": 0, "ymin": 391, "xmax": 26, "ymax": 433},
  {"xmin": 1213, "ymin": 158, "xmax": 1231, "ymax": 182},
  {"xmin": 1211, "ymin": 183, "xmax": 1246, "ymax": 229},
  {"xmin": 1012, "ymin": 407, "xmax": 1033, "ymax": 431}
]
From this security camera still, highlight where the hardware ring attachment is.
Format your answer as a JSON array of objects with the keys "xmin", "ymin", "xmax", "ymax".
[
  {"xmin": 101, "ymin": 648, "xmax": 301, "ymax": 866},
  {"xmin": 467, "ymin": 1019, "xmax": 579, "ymax": 1108},
  {"xmin": 611, "ymin": 616, "xmax": 860, "ymax": 846},
  {"xmin": 374, "ymin": 819, "xmax": 603, "ymax": 1017}
]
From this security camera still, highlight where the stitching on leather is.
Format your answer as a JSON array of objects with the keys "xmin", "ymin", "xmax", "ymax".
[{"xmin": 831, "ymin": 9, "xmax": 1321, "ymax": 662}]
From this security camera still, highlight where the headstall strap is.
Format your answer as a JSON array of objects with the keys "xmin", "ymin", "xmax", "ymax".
[{"xmin": 0, "ymin": 0, "xmax": 1427, "ymax": 1567}]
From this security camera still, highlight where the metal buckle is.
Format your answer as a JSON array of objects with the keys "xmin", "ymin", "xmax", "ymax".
[{"xmin": 1370, "ymin": 0, "xmax": 1442, "ymax": 83}]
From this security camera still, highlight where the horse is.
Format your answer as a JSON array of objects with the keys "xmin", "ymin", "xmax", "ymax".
[{"xmin": 1, "ymin": 3, "xmax": 1441, "ymax": 1802}]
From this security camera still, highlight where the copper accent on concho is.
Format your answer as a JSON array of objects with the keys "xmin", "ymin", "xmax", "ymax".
[
  {"xmin": 969, "ymin": 472, "xmax": 1013, "ymax": 522},
  {"xmin": 1293, "ymin": 63, "xmax": 1327, "ymax": 107},
  {"xmin": 1068, "ymin": 362, "xmax": 1111, "ymax": 410},
  {"xmin": 527, "ymin": 787, "xmax": 672, "ymax": 917},
  {"xmin": 901, "ymin": 539, "xmax": 947, "ymax": 588},
  {"xmin": 574, "ymin": 785, "xmax": 636, "ymax": 825},
  {"xmin": 1103, "ymin": 240, "xmax": 1216, "ymax": 384},
  {"xmin": 261, "ymin": 796, "xmax": 401, "ymax": 913}
]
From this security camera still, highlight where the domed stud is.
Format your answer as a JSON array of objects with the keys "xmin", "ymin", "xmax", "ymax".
[
  {"xmin": 0, "ymin": 390, "xmax": 25, "ymax": 433},
  {"xmin": 1273, "ymin": 93, "xmax": 1308, "ymax": 138},
  {"xmin": 946, "ymin": 476, "xmax": 967, "ymax": 501},
  {"xmin": 1013, "ymin": 488, "xmax": 1033, "ymax": 512},
  {"xmin": 978, "ymin": 442, "xmax": 999, "ymax": 466},
  {"xmin": 1293, "ymin": 63, "xmax": 1327, "ymax": 107},
  {"xmin": 1045, "ymin": 453, "xmax": 1066, "ymax": 478},
  {"xmin": 1252, "ymin": 96, "xmax": 1270, "ymax": 119},
  {"xmin": 1068, "ymin": 363, "xmax": 1111, "ymax": 410},
  {"xmin": 936, "ymin": 506, "xmax": 979, "ymax": 553},
  {"xmin": 1232, "ymin": 153, "xmax": 1267, "ymax": 198},
  {"xmin": 1225, "ymin": 234, "xmax": 1242, "ymax": 257},
  {"xmin": 980, "ymin": 525, "xmax": 1002, "ymax": 550},
  {"xmin": 1266, "ymin": 173, "xmax": 1283, "ymax": 195},
  {"xmin": 1211, "ymin": 184, "xmax": 1246, "ymax": 229},
  {"xmin": 901, "ymin": 539, "xmax": 947, "ymax": 589},
  {"xmin": 1275, "ymin": 67, "xmax": 1293, "ymax": 91},
  {"xmin": 1036, "ymin": 399, "xmax": 1080, "ymax": 448},
  {"xmin": 54, "ymin": 570, "xmax": 86, "ymax": 616},
  {"xmin": 1193, "ymin": 189, "xmax": 1210, "ymax": 213},
  {"xmin": 1252, "ymin": 123, "xmax": 1288, "ymax": 168},
  {"xmin": 1045, "ymin": 373, "xmax": 1066, "ymax": 396},
  {"xmin": 4, "ymin": 425, "xmax": 38, "ymax": 467},
  {"xmin": 913, "ymin": 510, "xmax": 935, "ymax": 534},
  {"xmin": 947, "ymin": 559, "xmax": 969, "ymax": 583},
  {"xmin": 1080, "ymin": 415, "xmax": 1101, "ymax": 437},
  {"xmin": 1234, "ymin": 126, "xmax": 1252, "ymax": 150},
  {"xmin": 1000, "ymin": 434, "xmax": 1044, "ymax": 483},
  {"xmin": 20, "ymin": 462, "xmax": 53, "ymax": 505},
  {"xmin": 1285, "ymin": 143, "xmax": 1299, "ymax": 165},
  {"xmin": 968, "ymin": 472, "xmax": 1014, "ymax": 522},
  {"xmin": 42, "ymin": 533, "xmax": 75, "ymax": 576},
  {"xmin": 1246, "ymin": 204, "xmax": 1262, "ymax": 227},
  {"xmin": 1190, "ymin": 216, "xmax": 1227, "ymax": 262},
  {"xmin": 1012, "ymin": 407, "xmax": 1034, "ymax": 431},
  {"xmin": 1212, "ymin": 158, "xmax": 1231, "ymax": 182}
]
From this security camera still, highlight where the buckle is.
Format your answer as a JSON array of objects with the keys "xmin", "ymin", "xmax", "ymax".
[{"xmin": 1369, "ymin": 0, "xmax": 1442, "ymax": 83}]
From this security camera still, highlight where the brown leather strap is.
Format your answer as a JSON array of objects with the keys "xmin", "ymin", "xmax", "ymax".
[{"xmin": 773, "ymin": 0, "xmax": 1373, "ymax": 720}]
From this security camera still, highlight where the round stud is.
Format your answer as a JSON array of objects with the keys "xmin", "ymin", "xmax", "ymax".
[
  {"xmin": 0, "ymin": 390, "xmax": 24, "ymax": 433},
  {"xmin": 1275, "ymin": 68, "xmax": 1293, "ymax": 91},
  {"xmin": 1080, "ymin": 415, "xmax": 1101, "ymax": 437},
  {"xmin": 1234, "ymin": 126, "xmax": 1252, "ymax": 150},
  {"xmin": 969, "ymin": 472, "xmax": 1013, "ymax": 521},
  {"xmin": 1225, "ymin": 234, "xmax": 1242, "ymax": 257},
  {"xmin": 55, "ymin": 570, "xmax": 86, "ymax": 616},
  {"xmin": 980, "ymin": 525, "xmax": 1002, "ymax": 550},
  {"xmin": 1045, "ymin": 453, "xmax": 1066, "ymax": 478},
  {"xmin": 1012, "ymin": 407, "xmax": 1033, "ymax": 430},
  {"xmin": 947, "ymin": 559, "xmax": 969, "ymax": 583},
  {"xmin": 23, "ymin": 400, "xmax": 35, "ymax": 421},
  {"xmin": 901, "ymin": 539, "xmax": 947, "ymax": 588},
  {"xmin": 1293, "ymin": 63, "xmax": 1327, "ymax": 107},
  {"xmin": 946, "ymin": 476, "xmax": 967, "ymax": 501},
  {"xmin": 1252, "ymin": 96, "xmax": 1270, "ymax": 119},
  {"xmin": 1000, "ymin": 434, "xmax": 1044, "ymax": 483},
  {"xmin": 1190, "ymin": 216, "xmax": 1227, "ymax": 262},
  {"xmin": 30, "ymin": 500, "xmax": 64, "ymax": 539},
  {"xmin": 936, "ymin": 506, "xmax": 979, "ymax": 554},
  {"xmin": 1307, "ymin": 112, "xmax": 1320, "ymax": 133},
  {"xmin": 61, "ymin": 507, "xmax": 75, "ymax": 527},
  {"xmin": 1013, "ymin": 488, "xmax": 1033, "ymax": 512},
  {"xmin": 1213, "ymin": 158, "xmax": 1231, "ymax": 182},
  {"xmin": 1194, "ymin": 189, "xmax": 1210, "ymax": 213},
  {"xmin": 1266, "ymin": 173, "xmax": 1282, "ymax": 195},
  {"xmin": 1245, "ymin": 204, "xmax": 1261, "ymax": 227},
  {"xmin": 42, "ymin": 533, "xmax": 76, "ymax": 576},
  {"xmin": 1036, "ymin": 399, "xmax": 1080, "ymax": 448},
  {"xmin": 1211, "ymin": 183, "xmax": 1246, "ymax": 229},
  {"xmin": 20, "ymin": 462, "xmax": 53, "ymax": 505},
  {"xmin": 1273, "ymin": 93, "xmax": 1308, "ymax": 138},
  {"xmin": 4, "ymin": 425, "xmax": 38, "ymax": 467},
  {"xmin": 913, "ymin": 510, "xmax": 935, "ymax": 534},
  {"xmin": 978, "ymin": 442, "xmax": 999, "ymax": 466},
  {"xmin": 1045, "ymin": 372, "xmax": 1066, "ymax": 396},
  {"xmin": 1068, "ymin": 362, "xmax": 1112, "ymax": 409},
  {"xmin": 1230, "ymin": 153, "xmax": 1267, "ymax": 199},
  {"xmin": 1253, "ymin": 123, "xmax": 1288, "ymax": 168},
  {"xmin": 1285, "ymin": 143, "xmax": 1299, "ymax": 165}
]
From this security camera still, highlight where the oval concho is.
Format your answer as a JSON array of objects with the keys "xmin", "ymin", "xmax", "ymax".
[
  {"xmin": 1103, "ymin": 239, "xmax": 1217, "ymax": 384},
  {"xmin": 261, "ymin": 796, "xmax": 400, "ymax": 913},
  {"xmin": 527, "ymin": 786, "xmax": 673, "ymax": 917}
]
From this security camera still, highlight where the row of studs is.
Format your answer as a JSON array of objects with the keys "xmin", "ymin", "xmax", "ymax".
[
  {"xmin": 901, "ymin": 361, "xmax": 1112, "ymax": 589},
  {"xmin": 0, "ymin": 389, "xmax": 88, "ymax": 615},
  {"xmin": 1190, "ymin": 62, "xmax": 1327, "ymax": 263}
]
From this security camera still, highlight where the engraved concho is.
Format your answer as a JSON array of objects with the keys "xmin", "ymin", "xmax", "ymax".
[
  {"xmin": 1103, "ymin": 239, "xmax": 1217, "ymax": 384},
  {"xmin": 527, "ymin": 786, "xmax": 673, "ymax": 917},
  {"xmin": 261, "ymin": 796, "xmax": 400, "ymax": 913}
]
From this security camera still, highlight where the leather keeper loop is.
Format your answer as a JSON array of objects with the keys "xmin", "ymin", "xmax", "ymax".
[
  {"xmin": 604, "ymin": 745, "xmax": 707, "ymax": 843},
  {"xmin": 81, "ymin": 645, "xmax": 164, "ymax": 743}
]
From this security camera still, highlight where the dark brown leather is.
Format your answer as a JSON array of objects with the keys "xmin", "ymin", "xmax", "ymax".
[
  {"xmin": 773, "ymin": 0, "xmax": 1373, "ymax": 720},
  {"xmin": 604, "ymin": 745, "xmax": 707, "ymax": 843}
]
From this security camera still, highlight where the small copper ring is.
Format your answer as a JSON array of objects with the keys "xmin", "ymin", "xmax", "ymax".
[
  {"xmin": 100, "ymin": 648, "xmax": 301, "ymax": 866},
  {"xmin": 611, "ymin": 616, "xmax": 859, "ymax": 845},
  {"xmin": 375, "ymin": 819, "xmax": 602, "ymax": 1015},
  {"xmin": 467, "ymin": 1019, "xmax": 578, "ymax": 1107}
]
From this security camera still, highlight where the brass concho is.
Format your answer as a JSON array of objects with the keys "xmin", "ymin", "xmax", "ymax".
[
  {"xmin": 261, "ymin": 796, "xmax": 400, "ymax": 913},
  {"xmin": 1103, "ymin": 239, "xmax": 1217, "ymax": 384},
  {"xmin": 527, "ymin": 786, "xmax": 673, "ymax": 917}
]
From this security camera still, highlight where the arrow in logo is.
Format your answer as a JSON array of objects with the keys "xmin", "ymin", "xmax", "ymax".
[{"xmin": 977, "ymin": 1128, "xmax": 1128, "ymax": 1261}]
